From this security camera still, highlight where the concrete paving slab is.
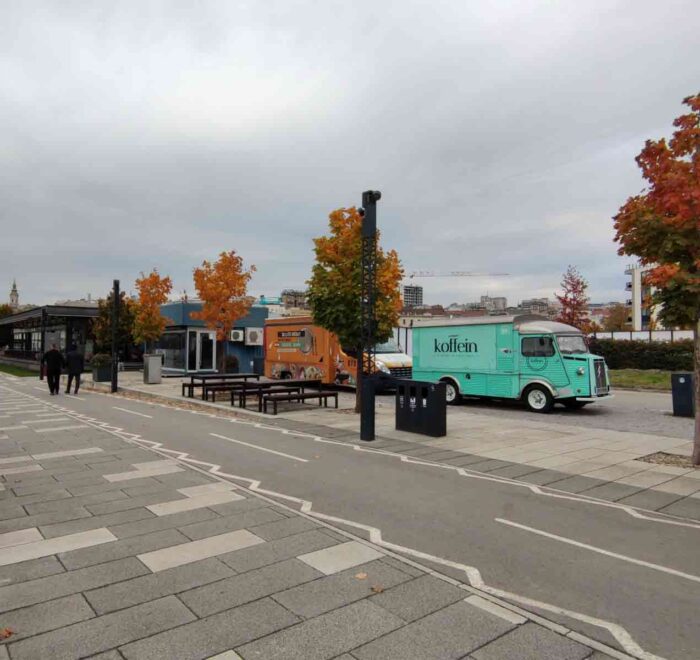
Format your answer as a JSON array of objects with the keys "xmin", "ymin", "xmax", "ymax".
[
  {"xmin": 544, "ymin": 475, "xmax": 607, "ymax": 494},
  {"xmin": 0, "ymin": 527, "xmax": 43, "ymax": 549},
  {"xmin": 7, "ymin": 595, "xmax": 196, "ymax": 660},
  {"xmin": 85, "ymin": 557, "xmax": 234, "ymax": 614},
  {"xmin": 616, "ymin": 489, "xmax": 684, "ymax": 511},
  {"xmin": 0, "ymin": 593, "xmax": 95, "ymax": 641},
  {"xmin": 517, "ymin": 469, "xmax": 568, "ymax": 486},
  {"xmin": 179, "ymin": 507, "xmax": 285, "ymax": 541},
  {"xmin": 470, "ymin": 622, "xmax": 590, "ymax": 660},
  {"xmin": 298, "ymin": 541, "xmax": 384, "ymax": 575},
  {"xmin": 120, "ymin": 598, "xmax": 298, "ymax": 660},
  {"xmin": 370, "ymin": 574, "xmax": 467, "ymax": 622},
  {"xmin": 352, "ymin": 600, "xmax": 516, "ymax": 660},
  {"xmin": 107, "ymin": 505, "xmax": 220, "ymax": 539},
  {"xmin": 463, "ymin": 459, "xmax": 514, "ymax": 473},
  {"xmin": 577, "ymin": 481, "xmax": 644, "ymax": 501},
  {"xmin": 237, "ymin": 600, "xmax": 403, "ymax": 660},
  {"xmin": 248, "ymin": 515, "xmax": 320, "ymax": 541},
  {"xmin": 658, "ymin": 496, "xmax": 700, "ymax": 521},
  {"xmin": 181, "ymin": 557, "xmax": 321, "ymax": 617},
  {"xmin": 138, "ymin": 528, "xmax": 264, "ymax": 572},
  {"xmin": 39, "ymin": 506, "xmax": 155, "ymax": 539},
  {"xmin": 0, "ymin": 555, "xmax": 65, "ymax": 586},
  {"xmin": 273, "ymin": 558, "xmax": 412, "ymax": 618},
  {"xmin": 0, "ymin": 557, "xmax": 149, "ymax": 613}
]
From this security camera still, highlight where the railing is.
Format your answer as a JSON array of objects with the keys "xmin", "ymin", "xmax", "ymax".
[{"xmin": 591, "ymin": 330, "xmax": 693, "ymax": 342}]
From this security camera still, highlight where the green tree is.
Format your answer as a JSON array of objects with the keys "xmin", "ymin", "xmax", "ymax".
[
  {"xmin": 0, "ymin": 304, "xmax": 14, "ymax": 319},
  {"xmin": 613, "ymin": 93, "xmax": 700, "ymax": 463},
  {"xmin": 92, "ymin": 291, "xmax": 138, "ymax": 357},
  {"xmin": 603, "ymin": 303, "xmax": 631, "ymax": 332},
  {"xmin": 307, "ymin": 207, "xmax": 403, "ymax": 410}
]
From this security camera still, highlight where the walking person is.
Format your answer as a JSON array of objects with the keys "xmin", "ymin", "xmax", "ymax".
[
  {"xmin": 65, "ymin": 344, "xmax": 84, "ymax": 394},
  {"xmin": 41, "ymin": 344, "xmax": 64, "ymax": 395}
]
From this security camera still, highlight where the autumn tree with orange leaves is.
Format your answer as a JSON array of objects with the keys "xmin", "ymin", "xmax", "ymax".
[
  {"xmin": 134, "ymin": 269, "xmax": 173, "ymax": 349},
  {"xmin": 614, "ymin": 93, "xmax": 700, "ymax": 464},
  {"xmin": 307, "ymin": 207, "xmax": 403, "ymax": 410},
  {"xmin": 191, "ymin": 251, "xmax": 255, "ymax": 373},
  {"xmin": 555, "ymin": 265, "xmax": 591, "ymax": 333}
]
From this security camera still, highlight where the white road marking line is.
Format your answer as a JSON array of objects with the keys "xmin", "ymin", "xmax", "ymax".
[
  {"xmin": 22, "ymin": 418, "xmax": 69, "ymax": 424},
  {"xmin": 209, "ymin": 432, "xmax": 308, "ymax": 463},
  {"xmin": 33, "ymin": 387, "xmax": 47, "ymax": 392},
  {"xmin": 113, "ymin": 406, "xmax": 153, "ymax": 419},
  {"xmin": 65, "ymin": 395, "xmax": 86, "ymax": 401},
  {"xmin": 34, "ymin": 424, "xmax": 89, "ymax": 433},
  {"xmin": 0, "ymin": 384, "xmax": 672, "ymax": 659},
  {"xmin": 496, "ymin": 518, "xmax": 700, "ymax": 585},
  {"xmin": 0, "ymin": 425, "xmax": 27, "ymax": 432},
  {"xmin": 465, "ymin": 595, "xmax": 527, "ymax": 625}
]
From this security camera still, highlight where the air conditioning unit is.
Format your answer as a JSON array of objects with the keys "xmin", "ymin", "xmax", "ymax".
[
  {"xmin": 245, "ymin": 327, "xmax": 263, "ymax": 346},
  {"xmin": 230, "ymin": 329, "xmax": 245, "ymax": 342}
]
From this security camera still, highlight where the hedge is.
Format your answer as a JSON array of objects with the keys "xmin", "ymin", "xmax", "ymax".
[{"xmin": 587, "ymin": 338, "xmax": 694, "ymax": 371}]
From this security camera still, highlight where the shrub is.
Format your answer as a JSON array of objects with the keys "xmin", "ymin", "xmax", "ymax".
[
  {"xmin": 90, "ymin": 353, "xmax": 112, "ymax": 367},
  {"xmin": 587, "ymin": 338, "xmax": 693, "ymax": 371}
]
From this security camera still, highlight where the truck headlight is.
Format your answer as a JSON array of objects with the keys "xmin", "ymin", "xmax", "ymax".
[
  {"xmin": 376, "ymin": 361, "xmax": 390, "ymax": 374},
  {"xmin": 576, "ymin": 367, "xmax": 585, "ymax": 376}
]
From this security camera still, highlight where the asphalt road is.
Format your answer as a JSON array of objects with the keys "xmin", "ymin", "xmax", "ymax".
[
  {"xmin": 8, "ymin": 379, "xmax": 700, "ymax": 660},
  {"xmin": 378, "ymin": 388, "xmax": 693, "ymax": 440}
]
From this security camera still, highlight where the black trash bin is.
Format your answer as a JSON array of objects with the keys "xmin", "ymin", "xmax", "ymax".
[
  {"xmin": 671, "ymin": 373, "xmax": 695, "ymax": 418},
  {"xmin": 396, "ymin": 380, "xmax": 446, "ymax": 437}
]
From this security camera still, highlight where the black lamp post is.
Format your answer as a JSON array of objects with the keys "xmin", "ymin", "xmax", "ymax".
[{"xmin": 111, "ymin": 279, "xmax": 120, "ymax": 393}]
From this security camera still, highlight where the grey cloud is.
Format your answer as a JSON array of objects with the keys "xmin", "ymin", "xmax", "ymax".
[{"xmin": 2, "ymin": 0, "xmax": 698, "ymax": 308}]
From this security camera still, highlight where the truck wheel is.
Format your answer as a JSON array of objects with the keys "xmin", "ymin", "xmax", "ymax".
[
  {"xmin": 562, "ymin": 399, "xmax": 588, "ymax": 410},
  {"xmin": 524, "ymin": 385, "xmax": 554, "ymax": 413},
  {"xmin": 441, "ymin": 379, "xmax": 462, "ymax": 405}
]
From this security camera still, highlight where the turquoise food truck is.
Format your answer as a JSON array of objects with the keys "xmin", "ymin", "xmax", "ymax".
[{"xmin": 411, "ymin": 315, "xmax": 611, "ymax": 413}]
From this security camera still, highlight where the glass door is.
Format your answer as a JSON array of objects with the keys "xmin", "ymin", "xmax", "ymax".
[
  {"xmin": 188, "ymin": 331, "xmax": 197, "ymax": 371},
  {"xmin": 198, "ymin": 332, "xmax": 215, "ymax": 371}
]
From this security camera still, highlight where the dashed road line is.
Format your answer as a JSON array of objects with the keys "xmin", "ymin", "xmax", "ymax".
[
  {"xmin": 209, "ymin": 432, "xmax": 309, "ymax": 463},
  {"xmin": 113, "ymin": 406, "xmax": 153, "ymax": 419}
]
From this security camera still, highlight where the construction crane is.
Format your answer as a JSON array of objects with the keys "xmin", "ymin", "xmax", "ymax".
[{"xmin": 406, "ymin": 270, "xmax": 510, "ymax": 279}]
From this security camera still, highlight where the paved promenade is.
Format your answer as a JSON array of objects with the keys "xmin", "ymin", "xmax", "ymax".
[{"xmin": 0, "ymin": 384, "xmax": 612, "ymax": 660}]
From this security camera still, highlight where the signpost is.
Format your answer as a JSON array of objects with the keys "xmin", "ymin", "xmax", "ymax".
[
  {"xmin": 360, "ymin": 190, "xmax": 381, "ymax": 441},
  {"xmin": 111, "ymin": 279, "xmax": 120, "ymax": 394}
]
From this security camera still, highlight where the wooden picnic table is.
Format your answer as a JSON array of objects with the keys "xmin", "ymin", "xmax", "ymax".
[
  {"xmin": 181, "ymin": 373, "xmax": 260, "ymax": 398},
  {"xmin": 233, "ymin": 379, "xmax": 322, "ymax": 411}
]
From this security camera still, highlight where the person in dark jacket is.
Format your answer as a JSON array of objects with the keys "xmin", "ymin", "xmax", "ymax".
[
  {"xmin": 41, "ymin": 344, "xmax": 64, "ymax": 395},
  {"xmin": 65, "ymin": 344, "xmax": 84, "ymax": 394}
]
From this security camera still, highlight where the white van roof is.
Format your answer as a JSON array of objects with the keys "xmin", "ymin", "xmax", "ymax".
[{"xmin": 405, "ymin": 314, "xmax": 581, "ymax": 334}]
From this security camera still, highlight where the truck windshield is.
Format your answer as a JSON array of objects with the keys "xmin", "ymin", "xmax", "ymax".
[
  {"xmin": 375, "ymin": 340, "xmax": 401, "ymax": 354},
  {"xmin": 556, "ymin": 335, "xmax": 587, "ymax": 355}
]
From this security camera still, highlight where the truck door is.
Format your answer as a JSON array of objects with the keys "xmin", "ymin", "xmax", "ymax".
[{"xmin": 496, "ymin": 325, "xmax": 514, "ymax": 372}]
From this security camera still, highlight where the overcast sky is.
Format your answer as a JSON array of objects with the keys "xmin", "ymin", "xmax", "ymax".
[{"xmin": 2, "ymin": 1, "xmax": 698, "ymax": 308}]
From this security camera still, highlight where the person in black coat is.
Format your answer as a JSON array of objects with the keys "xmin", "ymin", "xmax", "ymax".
[
  {"xmin": 41, "ymin": 344, "xmax": 65, "ymax": 395},
  {"xmin": 65, "ymin": 344, "xmax": 85, "ymax": 394}
]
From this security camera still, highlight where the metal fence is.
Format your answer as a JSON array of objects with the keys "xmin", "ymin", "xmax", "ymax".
[{"xmin": 591, "ymin": 330, "xmax": 693, "ymax": 342}]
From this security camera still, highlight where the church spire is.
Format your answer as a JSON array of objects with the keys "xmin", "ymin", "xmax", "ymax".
[{"xmin": 9, "ymin": 279, "xmax": 18, "ymax": 310}]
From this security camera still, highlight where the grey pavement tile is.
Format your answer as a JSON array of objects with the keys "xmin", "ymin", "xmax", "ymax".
[
  {"xmin": 24, "ymin": 489, "xmax": 129, "ymax": 514},
  {"xmin": 39, "ymin": 506, "xmax": 155, "ymax": 539},
  {"xmin": 208, "ymin": 497, "xmax": 269, "ymax": 517},
  {"xmin": 617, "ymin": 489, "xmax": 685, "ymax": 511},
  {"xmin": 0, "ymin": 645, "xmax": 7, "ymax": 660},
  {"xmin": 273, "ymin": 558, "xmax": 412, "ymax": 619},
  {"xmin": 0, "ymin": 555, "xmax": 65, "ymax": 586},
  {"xmin": 441, "ymin": 454, "xmax": 491, "ymax": 467},
  {"xmin": 376, "ymin": 555, "xmax": 424, "ymax": 578},
  {"xmin": 470, "ymin": 622, "xmax": 590, "ymax": 660},
  {"xmin": 1, "ymin": 593, "xmax": 95, "ymax": 641},
  {"xmin": 120, "ymin": 483, "xmax": 185, "ymax": 497},
  {"xmin": 319, "ymin": 528, "xmax": 350, "ymax": 543},
  {"xmin": 3, "ymin": 488, "xmax": 71, "ymax": 505},
  {"xmin": 108, "ymin": 506, "xmax": 220, "ymax": 539},
  {"xmin": 220, "ymin": 529, "xmax": 338, "ymax": 574},
  {"xmin": 86, "ymin": 651, "xmax": 124, "ymax": 660},
  {"xmin": 658, "ymin": 496, "xmax": 700, "ymax": 521},
  {"xmin": 0, "ymin": 504, "xmax": 25, "ymax": 521},
  {"xmin": 0, "ymin": 557, "xmax": 149, "ymax": 613},
  {"xmin": 237, "ymin": 600, "xmax": 403, "ymax": 660},
  {"xmin": 85, "ymin": 557, "xmax": 234, "ymax": 615},
  {"xmin": 416, "ymin": 450, "xmax": 472, "ymax": 462},
  {"xmin": 120, "ymin": 598, "xmax": 298, "ymax": 660},
  {"xmin": 85, "ymin": 490, "xmax": 186, "ymax": 515},
  {"xmin": 369, "ymin": 574, "xmax": 466, "ymax": 622},
  {"xmin": 578, "ymin": 482, "xmax": 646, "ymax": 501},
  {"xmin": 10, "ymin": 481, "xmax": 62, "ymax": 497},
  {"xmin": 49, "ymin": 472, "xmax": 108, "ymax": 487},
  {"xmin": 249, "ymin": 515, "xmax": 320, "ymax": 541},
  {"xmin": 68, "ymin": 477, "xmax": 163, "ymax": 496},
  {"xmin": 180, "ymin": 558, "xmax": 321, "ymax": 617},
  {"xmin": 487, "ymin": 464, "xmax": 543, "ymax": 479},
  {"xmin": 59, "ymin": 528, "xmax": 189, "ymax": 570},
  {"xmin": 154, "ymin": 472, "xmax": 214, "ymax": 487},
  {"xmin": 517, "ymin": 469, "xmax": 568, "ymax": 486},
  {"xmin": 0, "ymin": 506, "xmax": 91, "ymax": 534},
  {"xmin": 545, "ymin": 476, "xmax": 608, "ymax": 494},
  {"xmin": 397, "ymin": 446, "xmax": 451, "ymax": 457},
  {"xmin": 463, "ymin": 459, "xmax": 514, "ymax": 472},
  {"xmin": 352, "ymin": 600, "xmax": 515, "ymax": 660},
  {"xmin": 8, "ymin": 595, "xmax": 196, "ymax": 660},
  {"xmin": 179, "ymin": 507, "xmax": 286, "ymax": 541}
]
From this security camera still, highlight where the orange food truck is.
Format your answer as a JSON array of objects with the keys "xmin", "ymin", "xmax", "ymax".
[{"xmin": 264, "ymin": 317, "xmax": 412, "ymax": 386}]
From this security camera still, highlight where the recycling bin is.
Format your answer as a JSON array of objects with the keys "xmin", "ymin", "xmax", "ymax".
[
  {"xmin": 671, "ymin": 373, "xmax": 695, "ymax": 417},
  {"xmin": 396, "ymin": 380, "xmax": 446, "ymax": 437}
]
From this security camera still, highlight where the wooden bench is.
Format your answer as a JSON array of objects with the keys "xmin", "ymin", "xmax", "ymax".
[
  {"xmin": 238, "ymin": 386, "xmax": 303, "ymax": 411},
  {"xmin": 263, "ymin": 390, "xmax": 338, "ymax": 415},
  {"xmin": 202, "ymin": 382, "xmax": 249, "ymax": 402},
  {"xmin": 234, "ymin": 379, "xmax": 323, "ymax": 411}
]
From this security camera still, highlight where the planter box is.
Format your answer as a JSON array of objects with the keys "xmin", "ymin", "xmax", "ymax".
[{"xmin": 92, "ymin": 365, "xmax": 112, "ymax": 382}]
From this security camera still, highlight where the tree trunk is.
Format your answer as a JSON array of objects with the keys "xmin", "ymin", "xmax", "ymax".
[
  {"xmin": 355, "ymin": 347, "xmax": 362, "ymax": 414},
  {"xmin": 692, "ymin": 313, "xmax": 700, "ymax": 465},
  {"xmin": 218, "ymin": 340, "xmax": 226, "ymax": 374}
]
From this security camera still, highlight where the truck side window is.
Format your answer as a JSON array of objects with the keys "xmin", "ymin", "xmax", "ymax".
[{"xmin": 521, "ymin": 336, "xmax": 555, "ymax": 358}]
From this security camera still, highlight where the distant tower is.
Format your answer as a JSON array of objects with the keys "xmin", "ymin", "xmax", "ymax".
[{"xmin": 9, "ymin": 279, "xmax": 18, "ymax": 311}]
